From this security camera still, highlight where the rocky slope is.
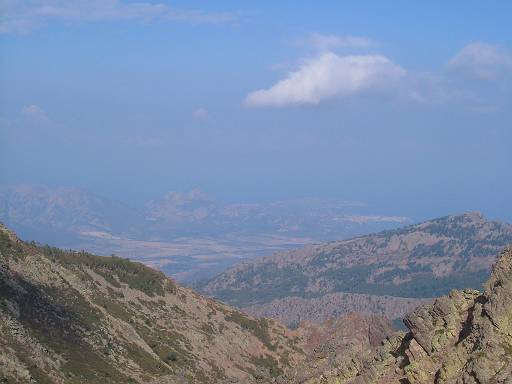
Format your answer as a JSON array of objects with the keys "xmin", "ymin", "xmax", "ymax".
[
  {"xmin": 243, "ymin": 293, "xmax": 429, "ymax": 328},
  {"xmin": 288, "ymin": 313, "xmax": 395, "ymax": 383},
  {"xmin": 0, "ymin": 224, "xmax": 305, "ymax": 383},
  {"xmin": 201, "ymin": 212, "xmax": 512, "ymax": 324},
  {"xmin": 304, "ymin": 247, "xmax": 512, "ymax": 383}
]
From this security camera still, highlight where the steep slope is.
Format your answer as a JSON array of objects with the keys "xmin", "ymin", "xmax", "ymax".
[
  {"xmin": 201, "ymin": 212, "xmax": 512, "ymax": 324},
  {"xmin": 0, "ymin": 224, "xmax": 304, "ymax": 383},
  {"xmin": 306, "ymin": 247, "xmax": 512, "ymax": 383},
  {"xmin": 288, "ymin": 313, "xmax": 395, "ymax": 383}
]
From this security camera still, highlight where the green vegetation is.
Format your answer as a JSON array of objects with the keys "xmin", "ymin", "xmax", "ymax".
[
  {"xmin": 39, "ymin": 245, "xmax": 176, "ymax": 296},
  {"xmin": 0, "ymin": 278, "xmax": 130, "ymax": 383},
  {"xmin": 211, "ymin": 212, "xmax": 512, "ymax": 307},
  {"xmin": 279, "ymin": 350, "xmax": 290, "ymax": 367},
  {"xmin": 502, "ymin": 343, "xmax": 512, "ymax": 356},
  {"xmin": 225, "ymin": 311, "xmax": 275, "ymax": 350},
  {"xmin": 92, "ymin": 294, "xmax": 133, "ymax": 322},
  {"xmin": 215, "ymin": 262, "xmax": 490, "ymax": 305},
  {"xmin": 2, "ymin": 339, "xmax": 54, "ymax": 384},
  {"xmin": 134, "ymin": 322, "xmax": 195, "ymax": 371},
  {"xmin": 167, "ymin": 351, "xmax": 178, "ymax": 362},
  {"xmin": 124, "ymin": 342, "xmax": 171, "ymax": 376},
  {"xmin": 0, "ymin": 230, "xmax": 24, "ymax": 260},
  {"xmin": 250, "ymin": 354, "xmax": 283, "ymax": 378}
]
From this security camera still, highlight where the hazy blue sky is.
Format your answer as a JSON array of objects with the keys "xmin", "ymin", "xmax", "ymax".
[{"xmin": 1, "ymin": 1, "xmax": 511, "ymax": 221}]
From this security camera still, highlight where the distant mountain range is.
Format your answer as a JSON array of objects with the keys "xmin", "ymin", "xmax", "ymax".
[
  {"xmin": 0, "ymin": 185, "xmax": 409, "ymax": 241},
  {"xmin": 200, "ymin": 212, "xmax": 512, "ymax": 325},
  {"xmin": 0, "ymin": 184, "xmax": 409, "ymax": 282},
  {"xmin": 144, "ymin": 189, "xmax": 409, "ymax": 239},
  {"xmin": 0, "ymin": 184, "xmax": 141, "ymax": 243}
]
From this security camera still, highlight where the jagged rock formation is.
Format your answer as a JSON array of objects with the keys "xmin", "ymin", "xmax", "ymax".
[
  {"xmin": 306, "ymin": 247, "xmax": 512, "ymax": 383},
  {"xmin": 0, "ymin": 224, "xmax": 305, "ymax": 383},
  {"xmin": 202, "ymin": 212, "xmax": 512, "ymax": 324}
]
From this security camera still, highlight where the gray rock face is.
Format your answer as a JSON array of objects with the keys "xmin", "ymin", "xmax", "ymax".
[{"xmin": 404, "ymin": 289, "xmax": 480, "ymax": 355}]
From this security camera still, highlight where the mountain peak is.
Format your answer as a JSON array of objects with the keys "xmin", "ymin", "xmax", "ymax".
[
  {"xmin": 484, "ymin": 247, "xmax": 512, "ymax": 331},
  {"xmin": 462, "ymin": 210, "xmax": 484, "ymax": 218},
  {"xmin": 489, "ymin": 246, "xmax": 512, "ymax": 281},
  {"xmin": 455, "ymin": 210, "xmax": 485, "ymax": 221}
]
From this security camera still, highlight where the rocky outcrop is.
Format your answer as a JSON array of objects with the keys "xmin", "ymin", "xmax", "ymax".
[{"xmin": 306, "ymin": 247, "xmax": 512, "ymax": 384}]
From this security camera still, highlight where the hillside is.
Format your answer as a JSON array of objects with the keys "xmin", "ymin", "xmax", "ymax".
[
  {"xmin": 201, "ymin": 212, "xmax": 512, "ymax": 325},
  {"xmin": 303, "ymin": 247, "xmax": 512, "ymax": 383},
  {"xmin": 0, "ymin": 224, "xmax": 306, "ymax": 383}
]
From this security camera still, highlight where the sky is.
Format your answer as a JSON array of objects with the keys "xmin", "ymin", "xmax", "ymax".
[{"xmin": 1, "ymin": 0, "xmax": 511, "ymax": 222}]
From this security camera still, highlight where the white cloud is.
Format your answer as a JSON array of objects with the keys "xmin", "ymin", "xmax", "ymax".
[
  {"xmin": 244, "ymin": 53, "xmax": 405, "ymax": 108},
  {"xmin": 447, "ymin": 42, "xmax": 512, "ymax": 80},
  {"xmin": 21, "ymin": 104, "xmax": 50, "ymax": 122},
  {"xmin": 0, "ymin": 0, "xmax": 236, "ymax": 34},
  {"xmin": 192, "ymin": 107, "xmax": 209, "ymax": 120},
  {"xmin": 299, "ymin": 33, "xmax": 373, "ymax": 51}
]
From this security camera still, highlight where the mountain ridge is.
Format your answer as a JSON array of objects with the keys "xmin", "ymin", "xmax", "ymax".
[{"xmin": 201, "ymin": 212, "xmax": 512, "ymax": 325}]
